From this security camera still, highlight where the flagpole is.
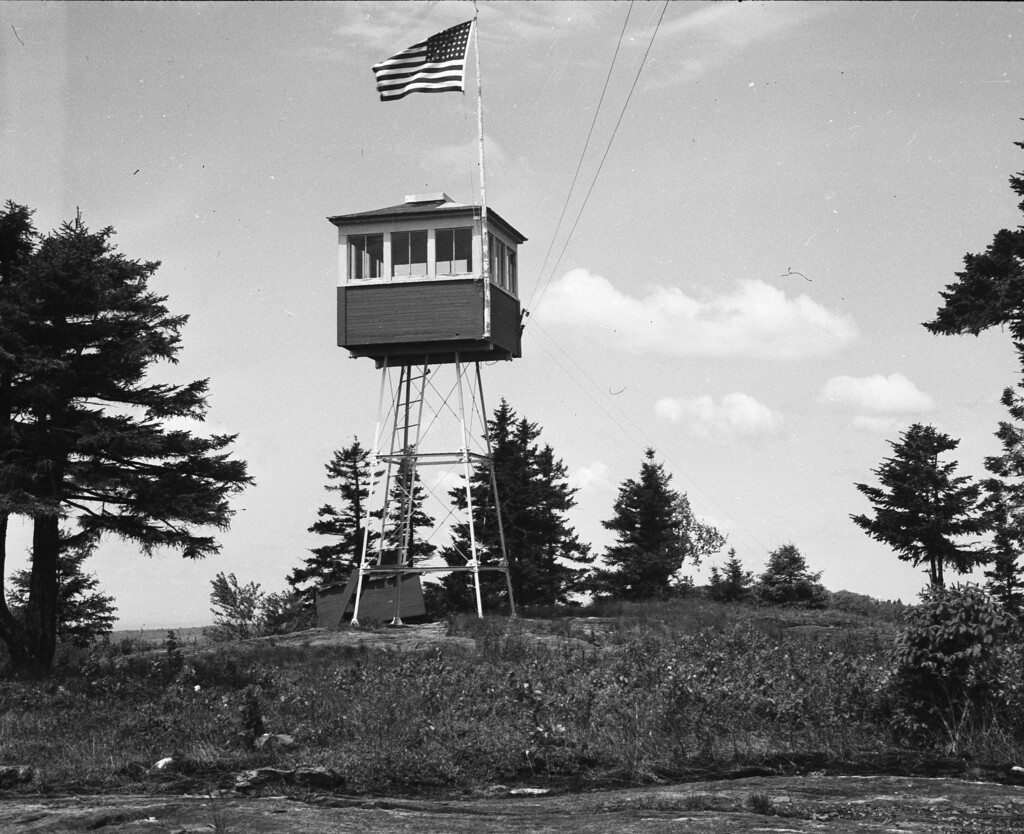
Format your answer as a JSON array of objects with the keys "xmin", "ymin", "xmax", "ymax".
[{"xmin": 472, "ymin": 9, "xmax": 489, "ymax": 286}]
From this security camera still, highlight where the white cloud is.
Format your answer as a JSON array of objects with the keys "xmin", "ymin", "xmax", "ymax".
[
  {"xmin": 534, "ymin": 269, "xmax": 856, "ymax": 360},
  {"xmin": 333, "ymin": 6, "xmax": 467, "ymax": 52},
  {"xmin": 661, "ymin": 2, "xmax": 815, "ymax": 47},
  {"xmin": 569, "ymin": 461, "xmax": 614, "ymax": 493},
  {"xmin": 851, "ymin": 415, "xmax": 913, "ymax": 434},
  {"xmin": 822, "ymin": 374, "xmax": 935, "ymax": 413},
  {"xmin": 656, "ymin": 392, "xmax": 784, "ymax": 441},
  {"xmin": 649, "ymin": 3, "xmax": 826, "ymax": 87},
  {"xmin": 331, "ymin": 3, "xmax": 606, "ymax": 56}
]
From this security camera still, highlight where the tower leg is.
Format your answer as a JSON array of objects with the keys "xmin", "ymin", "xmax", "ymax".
[
  {"xmin": 390, "ymin": 361, "xmax": 428, "ymax": 626},
  {"xmin": 350, "ymin": 355, "xmax": 513, "ymax": 625},
  {"xmin": 351, "ymin": 356, "xmax": 392, "ymax": 629},
  {"xmin": 455, "ymin": 355, "xmax": 485, "ymax": 618},
  {"xmin": 475, "ymin": 363, "xmax": 516, "ymax": 618}
]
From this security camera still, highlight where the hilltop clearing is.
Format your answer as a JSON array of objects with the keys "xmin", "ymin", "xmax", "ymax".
[{"xmin": 2, "ymin": 599, "xmax": 1021, "ymax": 834}]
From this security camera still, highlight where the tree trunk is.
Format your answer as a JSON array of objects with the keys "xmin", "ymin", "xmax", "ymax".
[
  {"xmin": 0, "ymin": 513, "xmax": 35, "ymax": 672},
  {"xmin": 20, "ymin": 514, "xmax": 61, "ymax": 674}
]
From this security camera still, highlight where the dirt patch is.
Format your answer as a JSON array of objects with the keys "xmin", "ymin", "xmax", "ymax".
[
  {"xmin": 218, "ymin": 620, "xmax": 601, "ymax": 655},
  {"xmin": 253, "ymin": 622, "xmax": 476, "ymax": 653},
  {"xmin": 2, "ymin": 775, "xmax": 1023, "ymax": 833}
]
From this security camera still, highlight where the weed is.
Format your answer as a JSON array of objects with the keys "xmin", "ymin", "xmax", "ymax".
[
  {"xmin": 746, "ymin": 791, "xmax": 775, "ymax": 815},
  {"xmin": 238, "ymin": 686, "xmax": 267, "ymax": 748},
  {"xmin": 163, "ymin": 631, "xmax": 184, "ymax": 678},
  {"xmin": 628, "ymin": 792, "xmax": 716, "ymax": 812},
  {"xmin": 678, "ymin": 792, "xmax": 714, "ymax": 811}
]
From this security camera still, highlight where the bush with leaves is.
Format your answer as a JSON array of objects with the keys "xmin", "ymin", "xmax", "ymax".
[
  {"xmin": 206, "ymin": 572, "xmax": 312, "ymax": 642},
  {"xmin": 888, "ymin": 584, "xmax": 1019, "ymax": 751}
]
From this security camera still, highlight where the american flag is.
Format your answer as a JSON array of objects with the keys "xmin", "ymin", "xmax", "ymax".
[{"xmin": 372, "ymin": 20, "xmax": 474, "ymax": 101}]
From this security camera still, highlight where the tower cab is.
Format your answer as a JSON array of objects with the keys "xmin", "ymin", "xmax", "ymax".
[{"xmin": 328, "ymin": 193, "xmax": 527, "ymax": 367}]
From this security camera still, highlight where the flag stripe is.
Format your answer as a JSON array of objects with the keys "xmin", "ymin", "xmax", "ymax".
[
  {"xmin": 378, "ymin": 79, "xmax": 466, "ymax": 96},
  {"xmin": 372, "ymin": 48, "xmax": 429, "ymax": 73},
  {"xmin": 375, "ymin": 59, "xmax": 466, "ymax": 79},
  {"xmin": 379, "ymin": 84, "xmax": 465, "ymax": 102},
  {"xmin": 376, "ymin": 66, "xmax": 467, "ymax": 87},
  {"xmin": 371, "ymin": 20, "xmax": 473, "ymax": 102}
]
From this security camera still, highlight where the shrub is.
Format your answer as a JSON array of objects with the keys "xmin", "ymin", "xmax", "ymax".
[
  {"xmin": 888, "ymin": 584, "xmax": 1019, "ymax": 751},
  {"xmin": 829, "ymin": 590, "xmax": 906, "ymax": 622},
  {"xmin": 259, "ymin": 591, "xmax": 316, "ymax": 635},
  {"xmin": 206, "ymin": 573, "xmax": 312, "ymax": 642}
]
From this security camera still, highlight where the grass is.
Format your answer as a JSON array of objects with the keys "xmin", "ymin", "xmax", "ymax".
[{"xmin": 0, "ymin": 597, "xmax": 1018, "ymax": 797}]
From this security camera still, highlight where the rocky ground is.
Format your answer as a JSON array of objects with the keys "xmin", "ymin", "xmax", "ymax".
[{"xmin": 2, "ymin": 774, "xmax": 1023, "ymax": 833}]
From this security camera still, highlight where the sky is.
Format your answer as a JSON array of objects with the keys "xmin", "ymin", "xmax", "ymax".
[{"xmin": 2, "ymin": 1, "xmax": 1024, "ymax": 629}]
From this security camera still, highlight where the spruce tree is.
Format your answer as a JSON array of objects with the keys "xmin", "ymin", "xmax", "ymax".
[
  {"xmin": 756, "ymin": 543, "xmax": 828, "ymax": 607},
  {"xmin": 290, "ymin": 439, "xmax": 375, "ymax": 597},
  {"xmin": 593, "ymin": 449, "xmax": 724, "ymax": 601},
  {"xmin": 6, "ymin": 529, "xmax": 116, "ymax": 646},
  {"xmin": 293, "ymin": 440, "xmax": 436, "ymax": 602},
  {"xmin": 0, "ymin": 205, "xmax": 251, "ymax": 673},
  {"xmin": 921, "ymin": 128, "xmax": 1024, "ymax": 606},
  {"xmin": 852, "ymin": 423, "xmax": 988, "ymax": 589},
  {"xmin": 439, "ymin": 400, "xmax": 591, "ymax": 612},
  {"xmin": 708, "ymin": 548, "xmax": 754, "ymax": 603},
  {"xmin": 924, "ymin": 130, "xmax": 1024, "ymax": 347},
  {"xmin": 980, "ymin": 391, "xmax": 1024, "ymax": 612},
  {"xmin": 377, "ymin": 451, "xmax": 436, "ymax": 567}
]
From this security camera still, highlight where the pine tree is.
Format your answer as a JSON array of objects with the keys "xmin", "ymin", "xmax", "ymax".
[
  {"xmin": 0, "ymin": 205, "xmax": 252, "ymax": 673},
  {"xmin": 377, "ymin": 451, "xmax": 436, "ymax": 567},
  {"xmin": 289, "ymin": 439, "xmax": 375, "ymax": 598},
  {"xmin": 924, "ymin": 131, "xmax": 1024, "ymax": 347},
  {"xmin": 592, "ymin": 449, "xmax": 724, "ymax": 601},
  {"xmin": 708, "ymin": 548, "xmax": 754, "ymax": 603},
  {"xmin": 0, "ymin": 202, "xmax": 38, "ymax": 669},
  {"xmin": 920, "ymin": 129, "xmax": 1024, "ymax": 606},
  {"xmin": 852, "ymin": 423, "xmax": 989, "ymax": 589},
  {"xmin": 756, "ymin": 543, "xmax": 828, "ymax": 607},
  {"xmin": 6, "ymin": 529, "xmax": 116, "ymax": 646},
  {"xmin": 293, "ymin": 439, "xmax": 436, "ymax": 602},
  {"xmin": 984, "ymin": 534, "xmax": 1024, "ymax": 615},
  {"xmin": 438, "ymin": 400, "xmax": 591, "ymax": 612},
  {"xmin": 980, "ymin": 402, "xmax": 1024, "ymax": 613}
]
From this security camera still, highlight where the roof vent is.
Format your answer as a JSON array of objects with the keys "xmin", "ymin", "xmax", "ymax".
[{"xmin": 404, "ymin": 192, "xmax": 453, "ymax": 204}]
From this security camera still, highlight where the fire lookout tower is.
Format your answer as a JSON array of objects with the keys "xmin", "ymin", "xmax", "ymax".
[{"xmin": 324, "ymin": 192, "xmax": 527, "ymax": 626}]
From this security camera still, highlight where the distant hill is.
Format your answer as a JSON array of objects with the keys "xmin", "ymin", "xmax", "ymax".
[{"xmin": 109, "ymin": 626, "xmax": 209, "ymax": 646}]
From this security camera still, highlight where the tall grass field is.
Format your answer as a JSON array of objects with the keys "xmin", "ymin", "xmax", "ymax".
[{"xmin": 1, "ymin": 596, "xmax": 1021, "ymax": 795}]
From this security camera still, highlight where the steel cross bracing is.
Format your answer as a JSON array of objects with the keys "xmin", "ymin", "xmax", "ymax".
[{"xmin": 350, "ymin": 355, "xmax": 516, "ymax": 626}]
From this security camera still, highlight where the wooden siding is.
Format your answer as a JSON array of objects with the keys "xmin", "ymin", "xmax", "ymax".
[
  {"xmin": 314, "ymin": 575, "xmax": 425, "ymax": 626},
  {"xmin": 490, "ymin": 286, "xmax": 522, "ymax": 358},
  {"xmin": 356, "ymin": 574, "xmax": 426, "ymax": 622},
  {"xmin": 338, "ymin": 277, "xmax": 522, "ymax": 364},
  {"xmin": 314, "ymin": 583, "xmax": 350, "ymax": 629},
  {"xmin": 340, "ymin": 279, "xmax": 484, "ymax": 347}
]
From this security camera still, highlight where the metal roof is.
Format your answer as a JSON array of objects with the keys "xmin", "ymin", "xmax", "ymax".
[{"xmin": 327, "ymin": 196, "xmax": 527, "ymax": 244}]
